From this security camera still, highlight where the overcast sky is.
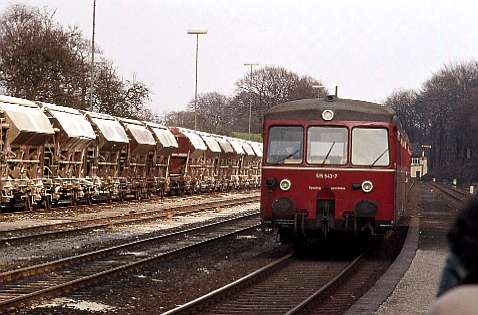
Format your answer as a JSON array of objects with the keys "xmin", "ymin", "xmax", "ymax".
[{"xmin": 1, "ymin": 0, "xmax": 477, "ymax": 114}]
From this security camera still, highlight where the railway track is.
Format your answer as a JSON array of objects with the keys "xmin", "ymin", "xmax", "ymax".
[
  {"xmin": 0, "ymin": 190, "xmax": 257, "ymax": 216},
  {"xmin": 0, "ymin": 195, "xmax": 259, "ymax": 246},
  {"xmin": 163, "ymin": 247, "xmax": 372, "ymax": 315},
  {"xmin": 163, "ymin": 226, "xmax": 409, "ymax": 315},
  {"xmin": 0, "ymin": 211, "xmax": 260, "ymax": 312},
  {"xmin": 428, "ymin": 182, "xmax": 469, "ymax": 204}
]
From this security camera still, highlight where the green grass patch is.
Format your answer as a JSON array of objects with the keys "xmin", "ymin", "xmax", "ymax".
[{"xmin": 231, "ymin": 132, "xmax": 262, "ymax": 142}]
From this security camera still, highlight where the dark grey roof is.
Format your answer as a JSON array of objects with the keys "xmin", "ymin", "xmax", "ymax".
[{"xmin": 264, "ymin": 97, "xmax": 396, "ymax": 122}]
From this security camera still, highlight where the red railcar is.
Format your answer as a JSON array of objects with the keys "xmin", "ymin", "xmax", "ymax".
[{"xmin": 261, "ymin": 96, "xmax": 410, "ymax": 241}]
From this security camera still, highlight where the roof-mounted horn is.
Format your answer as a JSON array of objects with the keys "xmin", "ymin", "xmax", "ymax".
[{"xmin": 326, "ymin": 95, "xmax": 335, "ymax": 102}]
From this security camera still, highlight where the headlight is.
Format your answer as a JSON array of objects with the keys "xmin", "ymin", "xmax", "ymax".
[
  {"xmin": 361, "ymin": 180, "xmax": 373, "ymax": 193},
  {"xmin": 322, "ymin": 109, "xmax": 334, "ymax": 121},
  {"xmin": 279, "ymin": 179, "xmax": 292, "ymax": 191}
]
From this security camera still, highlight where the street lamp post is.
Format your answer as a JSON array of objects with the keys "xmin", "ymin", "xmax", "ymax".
[
  {"xmin": 89, "ymin": 0, "xmax": 96, "ymax": 112},
  {"xmin": 187, "ymin": 29, "xmax": 208, "ymax": 130},
  {"xmin": 244, "ymin": 63, "xmax": 259, "ymax": 140}
]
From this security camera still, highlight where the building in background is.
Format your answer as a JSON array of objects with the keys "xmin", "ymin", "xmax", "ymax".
[{"xmin": 411, "ymin": 143, "xmax": 430, "ymax": 178}]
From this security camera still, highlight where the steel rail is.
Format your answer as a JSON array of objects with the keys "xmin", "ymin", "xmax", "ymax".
[
  {"xmin": 162, "ymin": 253, "xmax": 294, "ymax": 315},
  {"xmin": 0, "ymin": 195, "xmax": 259, "ymax": 246},
  {"xmin": 429, "ymin": 182, "xmax": 468, "ymax": 203},
  {"xmin": 285, "ymin": 252, "xmax": 365, "ymax": 315},
  {"xmin": 0, "ymin": 211, "xmax": 260, "ymax": 283},
  {"xmin": 0, "ymin": 193, "xmax": 185, "ymax": 216},
  {"xmin": 163, "ymin": 250, "xmax": 367, "ymax": 315},
  {"xmin": 0, "ymin": 212, "xmax": 260, "ymax": 312},
  {"xmin": 0, "ymin": 189, "xmax": 259, "ymax": 216}
]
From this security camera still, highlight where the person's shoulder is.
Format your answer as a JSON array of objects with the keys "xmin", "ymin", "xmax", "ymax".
[{"xmin": 431, "ymin": 285, "xmax": 478, "ymax": 315}]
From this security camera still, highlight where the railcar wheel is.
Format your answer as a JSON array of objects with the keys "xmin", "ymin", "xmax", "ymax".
[
  {"xmin": 5, "ymin": 199, "xmax": 16, "ymax": 211},
  {"xmin": 279, "ymin": 229, "xmax": 294, "ymax": 244},
  {"xmin": 292, "ymin": 235, "xmax": 308, "ymax": 255}
]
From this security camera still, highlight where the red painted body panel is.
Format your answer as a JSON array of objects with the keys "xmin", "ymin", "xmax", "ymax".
[
  {"xmin": 261, "ymin": 117, "xmax": 411, "ymax": 232},
  {"xmin": 261, "ymin": 167, "xmax": 395, "ymax": 221}
]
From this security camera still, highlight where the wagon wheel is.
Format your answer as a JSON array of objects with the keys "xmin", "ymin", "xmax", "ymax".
[
  {"xmin": 25, "ymin": 196, "xmax": 33, "ymax": 211},
  {"xmin": 86, "ymin": 193, "xmax": 93, "ymax": 206},
  {"xmin": 71, "ymin": 192, "xmax": 78, "ymax": 206},
  {"xmin": 43, "ymin": 196, "xmax": 52, "ymax": 210},
  {"xmin": 7, "ymin": 197, "xmax": 15, "ymax": 211}
]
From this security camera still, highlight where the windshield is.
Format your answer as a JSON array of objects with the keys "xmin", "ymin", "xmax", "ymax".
[
  {"xmin": 267, "ymin": 126, "xmax": 303, "ymax": 164},
  {"xmin": 307, "ymin": 127, "xmax": 348, "ymax": 164},
  {"xmin": 352, "ymin": 128, "xmax": 389, "ymax": 166}
]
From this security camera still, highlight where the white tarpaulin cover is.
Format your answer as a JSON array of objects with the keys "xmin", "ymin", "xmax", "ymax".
[
  {"xmin": 41, "ymin": 103, "xmax": 96, "ymax": 139},
  {"xmin": 151, "ymin": 127, "xmax": 178, "ymax": 148},
  {"xmin": 0, "ymin": 102, "xmax": 54, "ymax": 135},
  {"xmin": 215, "ymin": 138, "xmax": 234, "ymax": 154},
  {"xmin": 227, "ymin": 139, "xmax": 245, "ymax": 155},
  {"xmin": 182, "ymin": 131, "xmax": 207, "ymax": 151},
  {"xmin": 0, "ymin": 95, "xmax": 36, "ymax": 106},
  {"xmin": 202, "ymin": 136, "xmax": 222, "ymax": 153},
  {"xmin": 249, "ymin": 142, "xmax": 263, "ymax": 157},
  {"xmin": 241, "ymin": 142, "xmax": 256, "ymax": 156},
  {"xmin": 90, "ymin": 115, "xmax": 129, "ymax": 143},
  {"xmin": 125, "ymin": 123, "xmax": 156, "ymax": 146}
]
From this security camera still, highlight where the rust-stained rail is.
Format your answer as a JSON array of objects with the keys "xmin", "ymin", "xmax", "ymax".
[
  {"xmin": 163, "ymin": 249, "xmax": 368, "ymax": 315},
  {"xmin": 428, "ymin": 182, "xmax": 469, "ymax": 204},
  {"xmin": 0, "ymin": 195, "xmax": 259, "ymax": 246},
  {"xmin": 0, "ymin": 212, "xmax": 260, "ymax": 312}
]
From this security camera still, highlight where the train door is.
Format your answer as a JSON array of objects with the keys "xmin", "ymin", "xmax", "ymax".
[{"xmin": 394, "ymin": 130, "xmax": 402, "ymax": 222}]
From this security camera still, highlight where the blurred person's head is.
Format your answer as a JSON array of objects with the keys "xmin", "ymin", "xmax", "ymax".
[{"xmin": 448, "ymin": 195, "xmax": 478, "ymax": 283}]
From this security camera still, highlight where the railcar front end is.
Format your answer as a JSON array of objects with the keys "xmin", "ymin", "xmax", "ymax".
[{"xmin": 260, "ymin": 97, "xmax": 410, "ymax": 241}]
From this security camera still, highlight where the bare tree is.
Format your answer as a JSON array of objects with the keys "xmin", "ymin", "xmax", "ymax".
[
  {"xmin": 162, "ymin": 66, "xmax": 326, "ymax": 134},
  {"xmin": 186, "ymin": 92, "xmax": 231, "ymax": 133},
  {"xmin": 233, "ymin": 66, "xmax": 327, "ymax": 133},
  {"xmin": 0, "ymin": 4, "xmax": 88, "ymax": 105},
  {"xmin": 387, "ymin": 61, "xmax": 478, "ymax": 183},
  {"xmin": 0, "ymin": 4, "xmax": 152, "ymax": 119},
  {"xmin": 385, "ymin": 89, "xmax": 425, "ymax": 141},
  {"xmin": 162, "ymin": 110, "xmax": 195, "ymax": 128},
  {"xmin": 93, "ymin": 60, "xmax": 150, "ymax": 118}
]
